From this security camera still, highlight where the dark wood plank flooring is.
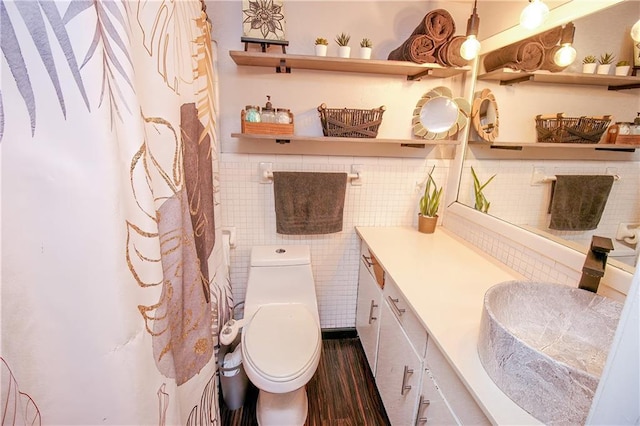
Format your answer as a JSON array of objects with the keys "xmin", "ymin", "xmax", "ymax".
[{"xmin": 220, "ymin": 337, "xmax": 390, "ymax": 425}]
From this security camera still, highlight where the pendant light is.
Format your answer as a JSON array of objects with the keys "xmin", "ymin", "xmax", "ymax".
[
  {"xmin": 520, "ymin": 0, "xmax": 549, "ymax": 30},
  {"xmin": 460, "ymin": 0, "xmax": 481, "ymax": 61},
  {"xmin": 553, "ymin": 22, "xmax": 576, "ymax": 67}
]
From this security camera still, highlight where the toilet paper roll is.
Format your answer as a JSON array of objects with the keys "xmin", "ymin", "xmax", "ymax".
[{"xmin": 623, "ymin": 229, "xmax": 639, "ymax": 245}]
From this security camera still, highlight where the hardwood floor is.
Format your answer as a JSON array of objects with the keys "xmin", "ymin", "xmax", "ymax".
[{"xmin": 220, "ymin": 337, "xmax": 390, "ymax": 426}]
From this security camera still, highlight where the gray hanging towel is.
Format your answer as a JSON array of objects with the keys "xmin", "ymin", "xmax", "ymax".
[
  {"xmin": 273, "ymin": 171, "xmax": 347, "ymax": 235},
  {"xmin": 549, "ymin": 175, "xmax": 614, "ymax": 231}
]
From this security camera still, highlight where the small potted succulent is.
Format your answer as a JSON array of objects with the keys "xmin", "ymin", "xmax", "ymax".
[
  {"xmin": 359, "ymin": 38, "xmax": 373, "ymax": 59},
  {"xmin": 597, "ymin": 52, "xmax": 615, "ymax": 75},
  {"xmin": 335, "ymin": 32, "xmax": 351, "ymax": 58},
  {"xmin": 471, "ymin": 166, "xmax": 496, "ymax": 213},
  {"xmin": 417, "ymin": 165, "xmax": 443, "ymax": 234},
  {"xmin": 314, "ymin": 37, "xmax": 328, "ymax": 57},
  {"xmin": 615, "ymin": 60, "xmax": 630, "ymax": 76},
  {"xmin": 582, "ymin": 55, "xmax": 597, "ymax": 74}
]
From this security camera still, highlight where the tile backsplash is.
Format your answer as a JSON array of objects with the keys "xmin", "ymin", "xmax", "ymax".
[{"xmin": 220, "ymin": 153, "xmax": 449, "ymax": 328}]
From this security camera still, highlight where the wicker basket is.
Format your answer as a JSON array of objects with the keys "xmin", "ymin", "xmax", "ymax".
[
  {"xmin": 318, "ymin": 104, "xmax": 385, "ymax": 138},
  {"xmin": 535, "ymin": 113, "xmax": 611, "ymax": 143}
]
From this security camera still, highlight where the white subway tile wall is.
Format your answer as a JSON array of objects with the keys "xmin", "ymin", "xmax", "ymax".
[
  {"xmin": 445, "ymin": 213, "xmax": 582, "ymax": 286},
  {"xmin": 220, "ymin": 153, "xmax": 450, "ymax": 328}
]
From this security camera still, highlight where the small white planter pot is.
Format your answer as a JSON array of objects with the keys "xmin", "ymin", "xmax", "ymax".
[
  {"xmin": 314, "ymin": 44, "xmax": 328, "ymax": 57},
  {"xmin": 359, "ymin": 47, "xmax": 372, "ymax": 59},
  {"xmin": 615, "ymin": 65, "xmax": 630, "ymax": 76},
  {"xmin": 337, "ymin": 46, "xmax": 351, "ymax": 58},
  {"xmin": 596, "ymin": 64, "xmax": 611, "ymax": 75},
  {"xmin": 582, "ymin": 63, "xmax": 597, "ymax": 74}
]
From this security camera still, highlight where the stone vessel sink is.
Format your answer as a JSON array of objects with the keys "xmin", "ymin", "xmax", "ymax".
[{"xmin": 478, "ymin": 281, "xmax": 623, "ymax": 425}]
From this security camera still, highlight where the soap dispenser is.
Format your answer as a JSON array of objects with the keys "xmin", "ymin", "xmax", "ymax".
[{"xmin": 261, "ymin": 95, "xmax": 275, "ymax": 123}]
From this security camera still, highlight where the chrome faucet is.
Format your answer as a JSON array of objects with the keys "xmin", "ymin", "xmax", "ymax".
[{"xmin": 578, "ymin": 235, "xmax": 614, "ymax": 293}]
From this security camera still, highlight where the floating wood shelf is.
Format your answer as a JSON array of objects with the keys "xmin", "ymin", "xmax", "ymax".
[
  {"xmin": 229, "ymin": 50, "xmax": 470, "ymax": 80},
  {"xmin": 469, "ymin": 141, "xmax": 637, "ymax": 150},
  {"xmin": 229, "ymin": 133, "xmax": 460, "ymax": 158},
  {"xmin": 477, "ymin": 69, "xmax": 640, "ymax": 91}
]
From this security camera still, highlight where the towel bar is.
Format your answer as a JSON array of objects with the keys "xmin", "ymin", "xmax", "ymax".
[
  {"xmin": 540, "ymin": 174, "xmax": 620, "ymax": 183},
  {"xmin": 263, "ymin": 170, "xmax": 360, "ymax": 182}
]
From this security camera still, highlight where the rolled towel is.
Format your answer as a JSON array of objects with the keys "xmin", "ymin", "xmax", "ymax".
[
  {"xmin": 410, "ymin": 9, "xmax": 456, "ymax": 45},
  {"xmin": 484, "ymin": 41, "xmax": 546, "ymax": 72},
  {"xmin": 437, "ymin": 36, "xmax": 470, "ymax": 67},
  {"xmin": 388, "ymin": 34, "xmax": 436, "ymax": 64}
]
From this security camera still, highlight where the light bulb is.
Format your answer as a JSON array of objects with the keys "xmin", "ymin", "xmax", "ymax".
[
  {"xmin": 460, "ymin": 35, "xmax": 481, "ymax": 60},
  {"xmin": 520, "ymin": 0, "xmax": 549, "ymax": 30},
  {"xmin": 553, "ymin": 44, "xmax": 577, "ymax": 67},
  {"xmin": 631, "ymin": 19, "xmax": 640, "ymax": 42}
]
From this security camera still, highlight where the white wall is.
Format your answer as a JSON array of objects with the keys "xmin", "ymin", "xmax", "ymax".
[{"xmin": 209, "ymin": 1, "xmax": 472, "ymax": 328}]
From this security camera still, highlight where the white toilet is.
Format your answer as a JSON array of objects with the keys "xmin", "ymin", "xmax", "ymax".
[{"xmin": 220, "ymin": 245, "xmax": 322, "ymax": 425}]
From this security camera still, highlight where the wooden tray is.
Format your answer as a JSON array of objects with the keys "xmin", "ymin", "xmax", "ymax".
[{"xmin": 240, "ymin": 109, "xmax": 294, "ymax": 135}]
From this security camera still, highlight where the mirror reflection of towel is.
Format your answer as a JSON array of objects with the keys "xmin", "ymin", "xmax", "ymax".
[
  {"xmin": 549, "ymin": 175, "xmax": 614, "ymax": 231},
  {"xmin": 273, "ymin": 172, "xmax": 347, "ymax": 235}
]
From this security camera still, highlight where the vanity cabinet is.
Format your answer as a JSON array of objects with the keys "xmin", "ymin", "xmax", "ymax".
[{"xmin": 356, "ymin": 238, "xmax": 489, "ymax": 425}]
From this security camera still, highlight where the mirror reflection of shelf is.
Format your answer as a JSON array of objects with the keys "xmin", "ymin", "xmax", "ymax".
[
  {"xmin": 229, "ymin": 50, "xmax": 470, "ymax": 80},
  {"xmin": 477, "ymin": 69, "xmax": 640, "ymax": 91}
]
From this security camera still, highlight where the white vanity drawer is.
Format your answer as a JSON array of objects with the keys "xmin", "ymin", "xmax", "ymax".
[
  {"xmin": 360, "ymin": 241, "xmax": 385, "ymax": 289},
  {"xmin": 425, "ymin": 339, "xmax": 489, "ymax": 425},
  {"xmin": 383, "ymin": 276, "xmax": 428, "ymax": 358}
]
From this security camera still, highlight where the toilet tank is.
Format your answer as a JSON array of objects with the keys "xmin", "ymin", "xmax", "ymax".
[{"xmin": 244, "ymin": 245, "xmax": 318, "ymax": 320}]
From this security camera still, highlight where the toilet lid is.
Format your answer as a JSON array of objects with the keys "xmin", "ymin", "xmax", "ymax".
[{"xmin": 243, "ymin": 304, "xmax": 319, "ymax": 381}]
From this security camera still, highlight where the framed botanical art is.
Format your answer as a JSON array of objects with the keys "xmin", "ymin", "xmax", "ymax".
[{"xmin": 242, "ymin": 0, "xmax": 287, "ymax": 42}]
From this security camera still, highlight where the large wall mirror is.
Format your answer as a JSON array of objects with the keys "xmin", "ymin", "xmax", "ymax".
[{"xmin": 456, "ymin": 0, "xmax": 640, "ymax": 274}]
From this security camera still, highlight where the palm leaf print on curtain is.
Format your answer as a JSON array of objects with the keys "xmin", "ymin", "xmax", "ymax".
[{"xmin": 1, "ymin": 1, "xmax": 230, "ymax": 424}]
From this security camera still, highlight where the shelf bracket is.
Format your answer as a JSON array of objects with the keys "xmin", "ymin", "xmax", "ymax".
[
  {"xmin": 275, "ymin": 138, "xmax": 291, "ymax": 144},
  {"xmin": 276, "ymin": 59, "xmax": 291, "ymax": 74},
  {"xmin": 490, "ymin": 144, "xmax": 523, "ymax": 150},
  {"xmin": 406, "ymin": 69, "xmax": 433, "ymax": 81},
  {"xmin": 595, "ymin": 147, "xmax": 635, "ymax": 152},
  {"xmin": 500, "ymin": 75, "xmax": 533, "ymax": 86},
  {"xmin": 401, "ymin": 143, "xmax": 426, "ymax": 148},
  {"xmin": 608, "ymin": 83, "xmax": 640, "ymax": 91}
]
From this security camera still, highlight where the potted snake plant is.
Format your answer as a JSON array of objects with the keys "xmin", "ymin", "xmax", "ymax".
[{"xmin": 418, "ymin": 165, "xmax": 443, "ymax": 234}]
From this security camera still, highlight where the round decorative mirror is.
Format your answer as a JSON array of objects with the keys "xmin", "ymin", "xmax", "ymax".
[
  {"xmin": 471, "ymin": 88, "xmax": 499, "ymax": 142},
  {"xmin": 413, "ymin": 86, "xmax": 471, "ymax": 140}
]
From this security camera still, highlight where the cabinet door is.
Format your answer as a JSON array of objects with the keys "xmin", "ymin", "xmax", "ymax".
[
  {"xmin": 376, "ymin": 301, "xmax": 423, "ymax": 426},
  {"xmin": 356, "ymin": 261, "xmax": 382, "ymax": 374}
]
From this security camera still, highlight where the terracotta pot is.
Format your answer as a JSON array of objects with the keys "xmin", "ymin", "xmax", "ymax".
[{"xmin": 418, "ymin": 214, "xmax": 438, "ymax": 234}]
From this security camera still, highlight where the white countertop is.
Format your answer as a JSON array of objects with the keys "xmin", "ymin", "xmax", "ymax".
[{"xmin": 356, "ymin": 226, "xmax": 541, "ymax": 425}]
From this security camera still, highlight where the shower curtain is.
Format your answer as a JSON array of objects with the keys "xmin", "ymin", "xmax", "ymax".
[{"xmin": 1, "ymin": 1, "xmax": 232, "ymax": 424}]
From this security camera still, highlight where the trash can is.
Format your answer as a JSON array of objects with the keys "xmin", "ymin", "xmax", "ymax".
[{"xmin": 219, "ymin": 336, "xmax": 249, "ymax": 410}]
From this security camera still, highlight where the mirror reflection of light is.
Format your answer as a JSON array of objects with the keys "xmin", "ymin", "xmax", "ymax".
[
  {"xmin": 554, "ymin": 44, "xmax": 577, "ymax": 67},
  {"xmin": 461, "ymin": 36, "xmax": 481, "ymax": 60},
  {"xmin": 520, "ymin": 0, "xmax": 549, "ymax": 30}
]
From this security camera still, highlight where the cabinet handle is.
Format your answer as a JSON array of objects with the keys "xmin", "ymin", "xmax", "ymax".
[
  {"xmin": 387, "ymin": 296, "xmax": 406, "ymax": 317},
  {"xmin": 368, "ymin": 300, "xmax": 378, "ymax": 324},
  {"xmin": 362, "ymin": 254, "xmax": 374, "ymax": 267},
  {"xmin": 401, "ymin": 365, "xmax": 413, "ymax": 395},
  {"xmin": 416, "ymin": 396, "xmax": 431, "ymax": 424}
]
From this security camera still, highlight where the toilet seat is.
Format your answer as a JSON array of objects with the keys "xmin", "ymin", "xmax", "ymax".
[{"xmin": 243, "ymin": 304, "xmax": 320, "ymax": 382}]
